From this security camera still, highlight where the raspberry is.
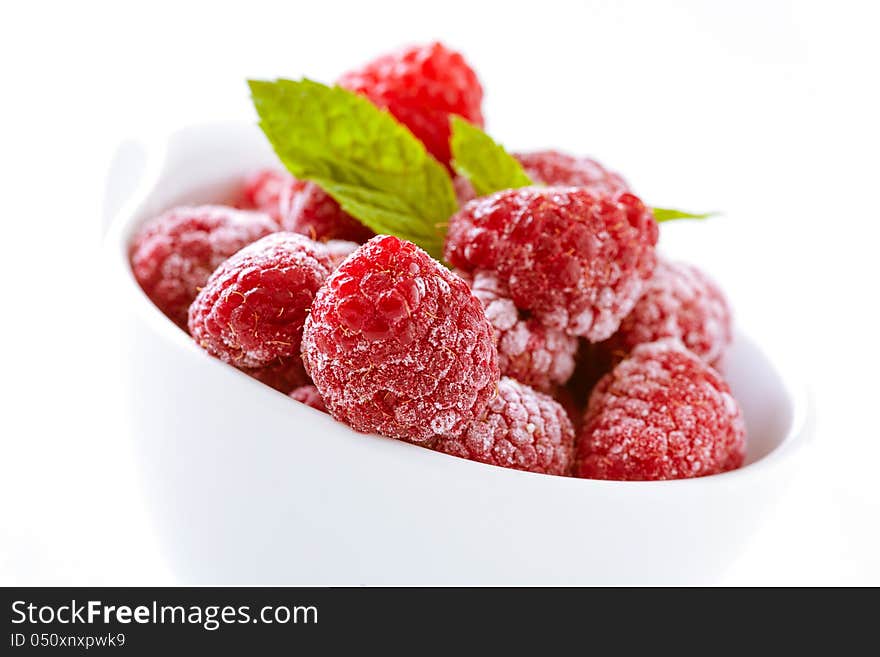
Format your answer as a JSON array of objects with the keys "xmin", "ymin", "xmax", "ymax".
[
  {"xmin": 338, "ymin": 42, "xmax": 484, "ymax": 167},
  {"xmin": 318, "ymin": 240, "xmax": 360, "ymax": 270},
  {"xmin": 431, "ymin": 377, "xmax": 574, "ymax": 475},
  {"xmin": 188, "ymin": 232, "xmax": 332, "ymax": 375},
  {"xmin": 279, "ymin": 179, "xmax": 374, "ymax": 243},
  {"xmin": 601, "ymin": 258, "xmax": 733, "ymax": 366},
  {"xmin": 445, "ymin": 187, "xmax": 659, "ymax": 341},
  {"xmin": 130, "ymin": 205, "xmax": 277, "ymax": 328},
  {"xmin": 246, "ymin": 358, "xmax": 310, "ymax": 393},
  {"xmin": 241, "ymin": 169, "xmax": 291, "ymax": 223},
  {"xmin": 462, "ymin": 270, "xmax": 577, "ymax": 392},
  {"xmin": 575, "ymin": 339, "xmax": 746, "ymax": 481},
  {"xmin": 514, "ymin": 150, "xmax": 630, "ymax": 196},
  {"xmin": 289, "ymin": 385, "xmax": 328, "ymax": 413},
  {"xmin": 301, "ymin": 235, "xmax": 498, "ymax": 442}
]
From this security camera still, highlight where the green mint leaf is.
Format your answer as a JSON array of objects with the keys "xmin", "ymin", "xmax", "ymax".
[
  {"xmin": 450, "ymin": 116, "xmax": 533, "ymax": 196},
  {"xmin": 651, "ymin": 207, "xmax": 718, "ymax": 223},
  {"xmin": 248, "ymin": 78, "xmax": 457, "ymax": 258}
]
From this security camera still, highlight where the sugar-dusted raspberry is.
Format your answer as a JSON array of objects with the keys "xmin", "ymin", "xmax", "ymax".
[
  {"xmin": 338, "ymin": 42, "xmax": 484, "ymax": 167},
  {"xmin": 130, "ymin": 205, "xmax": 277, "ymax": 328},
  {"xmin": 445, "ymin": 187, "xmax": 659, "ymax": 341},
  {"xmin": 462, "ymin": 270, "xmax": 577, "ymax": 392},
  {"xmin": 289, "ymin": 385, "xmax": 328, "ymax": 413},
  {"xmin": 318, "ymin": 240, "xmax": 360, "ymax": 270},
  {"xmin": 514, "ymin": 150, "xmax": 630, "ymax": 196},
  {"xmin": 188, "ymin": 232, "xmax": 332, "ymax": 375},
  {"xmin": 241, "ymin": 169, "xmax": 291, "ymax": 223},
  {"xmin": 453, "ymin": 174, "xmax": 478, "ymax": 206},
  {"xmin": 279, "ymin": 180, "xmax": 374, "ymax": 243},
  {"xmin": 601, "ymin": 258, "xmax": 732, "ymax": 366},
  {"xmin": 302, "ymin": 235, "xmax": 498, "ymax": 442},
  {"xmin": 246, "ymin": 358, "xmax": 310, "ymax": 393},
  {"xmin": 575, "ymin": 339, "xmax": 746, "ymax": 481},
  {"xmin": 432, "ymin": 377, "xmax": 574, "ymax": 475}
]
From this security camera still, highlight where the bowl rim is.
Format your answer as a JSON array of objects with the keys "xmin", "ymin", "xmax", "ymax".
[{"xmin": 104, "ymin": 120, "xmax": 813, "ymax": 490}]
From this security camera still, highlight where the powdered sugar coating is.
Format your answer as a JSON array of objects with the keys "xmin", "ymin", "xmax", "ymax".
[
  {"xmin": 188, "ymin": 232, "xmax": 332, "ymax": 370},
  {"xmin": 462, "ymin": 270, "xmax": 577, "ymax": 392},
  {"xmin": 432, "ymin": 377, "xmax": 574, "ymax": 475},
  {"xmin": 575, "ymin": 339, "xmax": 746, "ymax": 481},
  {"xmin": 289, "ymin": 385, "xmax": 328, "ymax": 413},
  {"xmin": 301, "ymin": 235, "xmax": 499, "ymax": 443},
  {"xmin": 338, "ymin": 41, "xmax": 484, "ymax": 167},
  {"xmin": 602, "ymin": 258, "xmax": 732, "ymax": 365},
  {"xmin": 444, "ymin": 187, "xmax": 658, "ymax": 341},
  {"xmin": 130, "ymin": 205, "xmax": 277, "ymax": 328},
  {"xmin": 514, "ymin": 150, "xmax": 630, "ymax": 196}
]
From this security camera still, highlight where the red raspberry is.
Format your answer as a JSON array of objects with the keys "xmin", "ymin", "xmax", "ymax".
[
  {"xmin": 130, "ymin": 205, "xmax": 277, "ymax": 328},
  {"xmin": 514, "ymin": 150, "xmax": 630, "ymax": 196},
  {"xmin": 301, "ymin": 235, "xmax": 498, "ymax": 442},
  {"xmin": 188, "ymin": 232, "xmax": 332, "ymax": 374},
  {"xmin": 432, "ymin": 377, "xmax": 574, "ymax": 475},
  {"xmin": 241, "ymin": 169, "xmax": 291, "ymax": 223},
  {"xmin": 279, "ymin": 179, "xmax": 374, "ymax": 243},
  {"xmin": 246, "ymin": 358, "xmax": 310, "ymax": 393},
  {"xmin": 289, "ymin": 385, "xmax": 328, "ymax": 413},
  {"xmin": 601, "ymin": 258, "xmax": 732, "ymax": 366},
  {"xmin": 445, "ymin": 187, "xmax": 659, "ymax": 341},
  {"xmin": 462, "ymin": 270, "xmax": 577, "ymax": 392},
  {"xmin": 338, "ymin": 42, "xmax": 484, "ymax": 167},
  {"xmin": 575, "ymin": 339, "xmax": 746, "ymax": 481}
]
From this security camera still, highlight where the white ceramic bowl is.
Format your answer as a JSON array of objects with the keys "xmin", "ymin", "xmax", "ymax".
[{"xmin": 105, "ymin": 122, "xmax": 811, "ymax": 585}]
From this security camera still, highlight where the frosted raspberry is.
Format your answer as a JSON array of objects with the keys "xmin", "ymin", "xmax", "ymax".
[
  {"xmin": 302, "ymin": 235, "xmax": 498, "ymax": 442},
  {"xmin": 279, "ymin": 179, "xmax": 374, "ymax": 243},
  {"xmin": 462, "ymin": 270, "xmax": 577, "ymax": 392},
  {"xmin": 289, "ymin": 385, "xmax": 328, "ymax": 413},
  {"xmin": 240, "ymin": 168, "xmax": 291, "ymax": 223},
  {"xmin": 601, "ymin": 259, "xmax": 732, "ymax": 366},
  {"xmin": 130, "ymin": 205, "xmax": 277, "ymax": 328},
  {"xmin": 318, "ymin": 240, "xmax": 360, "ymax": 270},
  {"xmin": 188, "ymin": 232, "xmax": 332, "ymax": 376},
  {"xmin": 514, "ymin": 150, "xmax": 630, "ymax": 196},
  {"xmin": 432, "ymin": 377, "xmax": 574, "ymax": 475},
  {"xmin": 575, "ymin": 339, "xmax": 746, "ymax": 481},
  {"xmin": 445, "ymin": 187, "xmax": 659, "ymax": 341},
  {"xmin": 246, "ymin": 358, "xmax": 310, "ymax": 393},
  {"xmin": 338, "ymin": 42, "xmax": 484, "ymax": 167}
]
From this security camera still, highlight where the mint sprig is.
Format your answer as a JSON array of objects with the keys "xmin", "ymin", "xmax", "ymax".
[
  {"xmin": 450, "ymin": 117, "xmax": 533, "ymax": 196},
  {"xmin": 651, "ymin": 208, "xmax": 717, "ymax": 222},
  {"xmin": 248, "ymin": 78, "xmax": 457, "ymax": 258}
]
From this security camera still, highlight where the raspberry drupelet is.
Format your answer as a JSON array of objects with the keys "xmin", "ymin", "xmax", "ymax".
[
  {"xmin": 301, "ymin": 235, "xmax": 499, "ymax": 443},
  {"xmin": 431, "ymin": 377, "xmax": 574, "ymax": 476},
  {"xmin": 188, "ymin": 232, "xmax": 332, "ymax": 379},
  {"xmin": 130, "ymin": 205, "xmax": 277, "ymax": 328},
  {"xmin": 445, "ymin": 187, "xmax": 659, "ymax": 341},
  {"xmin": 600, "ymin": 258, "xmax": 733, "ymax": 366},
  {"xmin": 575, "ymin": 339, "xmax": 746, "ymax": 481},
  {"xmin": 461, "ymin": 270, "xmax": 577, "ymax": 392},
  {"xmin": 289, "ymin": 385, "xmax": 328, "ymax": 413},
  {"xmin": 338, "ymin": 42, "xmax": 484, "ymax": 167}
]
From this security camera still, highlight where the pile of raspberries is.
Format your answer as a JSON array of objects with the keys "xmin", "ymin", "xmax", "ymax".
[{"xmin": 130, "ymin": 42, "xmax": 745, "ymax": 481}]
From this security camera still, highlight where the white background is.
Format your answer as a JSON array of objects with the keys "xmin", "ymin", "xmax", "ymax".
[{"xmin": 1, "ymin": 0, "xmax": 878, "ymax": 585}]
